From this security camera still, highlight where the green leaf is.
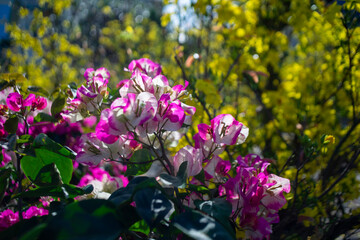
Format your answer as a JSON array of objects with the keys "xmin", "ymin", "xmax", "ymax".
[
  {"xmin": 6, "ymin": 133, "xmax": 17, "ymax": 151},
  {"xmin": 194, "ymin": 198, "xmax": 232, "ymax": 220},
  {"xmin": 159, "ymin": 161, "xmax": 188, "ymax": 188},
  {"xmin": 107, "ymin": 87, "xmax": 120, "ymax": 102},
  {"xmin": 17, "ymin": 134, "xmax": 34, "ymax": 144},
  {"xmin": 68, "ymin": 82, "xmax": 78, "ymax": 98},
  {"xmin": 108, "ymin": 177, "xmax": 163, "ymax": 207},
  {"xmin": 51, "ymin": 96, "xmax": 66, "ymax": 116},
  {"xmin": 194, "ymin": 169, "xmax": 205, "ymax": 183},
  {"xmin": 177, "ymin": 161, "xmax": 188, "ymax": 179},
  {"xmin": 33, "ymin": 133, "xmax": 76, "ymax": 159},
  {"xmin": 129, "ymin": 220, "xmax": 150, "ymax": 235},
  {"xmin": 194, "ymin": 199, "xmax": 235, "ymax": 237},
  {"xmin": 125, "ymin": 149, "xmax": 154, "ymax": 176},
  {"xmin": 134, "ymin": 188, "xmax": 174, "ymax": 229},
  {"xmin": 30, "ymin": 163, "xmax": 63, "ymax": 187},
  {"xmin": 108, "ymin": 177, "xmax": 149, "ymax": 206},
  {"xmin": 173, "ymin": 210, "xmax": 235, "ymax": 240},
  {"xmin": 4, "ymin": 116, "xmax": 19, "ymax": 134},
  {"xmin": 27, "ymin": 86, "xmax": 49, "ymax": 97},
  {"xmin": 14, "ymin": 184, "xmax": 93, "ymax": 199},
  {"xmin": 20, "ymin": 134, "xmax": 75, "ymax": 185},
  {"xmin": 0, "ymin": 168, "xmax": 11, "ymax": 202},
  {"xmin": 187, "ymin": 184, "xmax": 210, "ymax": 194},
  {"xmin": 34, "ymin": 113, "xmax": 57, "ymax": 123},
  {"xmin": 20, "ymin": 223, "xmax": 47, "ymax": 240},
  {"xmin": 39, "ymin": 199, "xmax": 124, "ymax": 239},
  {"xmin": 0, "ymin": 216, "xmax": 47, "ymax": 240},
  {"xmin": 21, "ymin": 148, "xmax": 73, "ymax": 185}
]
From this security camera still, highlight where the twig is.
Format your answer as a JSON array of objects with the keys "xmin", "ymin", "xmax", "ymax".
[
  {"xmin": 154, "ymin": 132, "xmax": 174, "ymax": 176},
  {"xmin": 218, "ymin": 52, "xmax": 241, "ymax": 92},
  {"xmin": 321, "ymin": 118, "xmax": 360, "ymax": 184},
  {"xmin": 319, "ymin": 149, "xmax": 360, "ymax": 199}
]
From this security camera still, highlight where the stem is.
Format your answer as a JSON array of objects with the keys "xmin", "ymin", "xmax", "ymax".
[
  {"xmin": 319, "ymin": 149, "xmax": 360, "ymax": 199},
  {"xmin": 154, "ymin": 132, "xmax": 174, "ymax": 176},
  {"xmin": 17, "ymin": 155, "xmax": 23, "ymax": 221}
]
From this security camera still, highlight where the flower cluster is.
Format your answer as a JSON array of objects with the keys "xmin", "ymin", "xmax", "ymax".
[
  {"xmin": 76, "ymin": 58, "xmax": 195, "ymax": 164},
  {"xmin": 0, "ymin": 206, "xmax": 48, "ymax": 231},
  {"xmin": 221, "ymin": 154, "xmax": 291, "ymax": 239},
  {"xmin": 61, "ymin": 67, "xmax": 110, "ymax": 122},
  {"xmin": 0, "ymin": 59, "xmax": 291, "ymax": 240},
  {"xmin": 172, "ymin": 114, "xmax": 249, "ymax": 178},
  {"xmin": 6, "ymin": 92, "xmax": 47, "ymax": 112}
]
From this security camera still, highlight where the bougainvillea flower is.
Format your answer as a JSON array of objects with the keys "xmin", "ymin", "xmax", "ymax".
[
  {"xmin": 173, "ymin": 145, "xmax": 203, "ymax": 177},
  {"xmin": 170, "ymin": 80, "xmax": 189, "ymax": 100},
  {"xmin": 0, "ymin": 207, "xmax": 48, "ymax": 231},
  {"xmin": 156, "ymin": 94, "xmax": 185, "ymax": 131},
  {"xmin": 6, "ymin": 92, "xmax": 35, "ymax": 112},
  {"xmin": 31, "ymin": 96, "xmax": 47, "ymax": 111},
  {"xmin": 211, "ymin": 114, "xmax": 248, "ymax": 145},
  {"xmin": 110, "ymin": 92, "xmax": 158, "ymax": 133},
  {"xmin": 261, "ymin": 174, "xmax": 291, "ymax": 211},
  {"xmin": 128, "ymin": 58, "xmax": 162, "ymax": 77},
  {"xmin": 84, "ymin": 67, "xmax": 110, "ymax": 83},
  {"xmin": 96, "ymin": 109, "xmax": 119, "ymax": 144}
]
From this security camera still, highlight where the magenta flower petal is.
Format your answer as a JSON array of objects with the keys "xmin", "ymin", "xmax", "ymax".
[{"xmin": 6, "ymin": 92, "xmax": 22, "ymax": 112}]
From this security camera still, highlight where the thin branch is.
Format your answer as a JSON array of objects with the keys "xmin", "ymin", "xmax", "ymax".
[
  {"xmin": 321, "ymin": 118, "xmax": 360, "ymax": 184},
  {"xmin": 154, "ymin": 132, "xmax": 174, "ymax": 176},
  {"xmin": 318, "ymin": 149, "xmax": 360, "ymax": 199},
  {"xmin": 218, "ymin": 52, "xmax": 241, "ymax": 92}
]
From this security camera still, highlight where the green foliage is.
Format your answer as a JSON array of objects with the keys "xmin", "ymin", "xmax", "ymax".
[
  {"xmin": 173, "ymin": 210, "xmax": 235, "ymax": 240},
  {"xmin": 125, "ymin": 149, "xmax": 154, "ymax": 176},
  {"xmin": 20, "ymin": 134, "xmax": 74, "ymax": 185}
]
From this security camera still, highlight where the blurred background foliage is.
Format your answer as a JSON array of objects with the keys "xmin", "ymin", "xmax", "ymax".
[{"xmin": 1, "ymin": 0, "xmax": 360, "ymax": 239}]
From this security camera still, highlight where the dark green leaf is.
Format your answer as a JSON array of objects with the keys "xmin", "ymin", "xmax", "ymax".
[
  {"xmin": 194, "ymin": 169, "xmax": 205, "ymax": 183},
  {"xmin": 194, "ymin": 199, "xmax": 234, "ymax": 237},
  {"xmin": 177, "ymin": 161, "xmax": 188, "ymax": 179},
  {"xmin": 34, "ymin": 113, "xmax": 57, "ymax": 123},
  {"xmin": 134, "ymin": 188, "xmax": 174, "ymax": 229},
  {"xmin": 173, "ymin": 210, "xmax": 235, "ymax": 240},
  {"xmin": 6, "ymin": 133, "xmax": 17, "ymax": 151},
  {"xmin": 194, "ymin": 198, "xmax": 232, "ymax": 220},
  {"xmin": 51, "ymin": 96, "xmax": 66, "ymax": 116},
  {"xmin": 39, "ymin": 199, "xmax": 124, "ymax": 240},
  {"xmin": 0, "ymin": 216, "xmax": 47, "ymax": 240},
  {"xmin": 27, "ymin": 86, "xmax": 49, "ymax": 97},
  {"xmin": 20, "ymin": 223, "xmax": 47, "ymax": 240},
  {"xmin": 0, "ymin": 168, "xmax": 11, "ymax": 202},
  {"xmin": 33, "ymin": 133, "xmax": 76, "ymax": 159},
  {"xmin": 125, "ymin": 149, "xmax": 154, "ymax": 176},
  {"xmin": 30, "ymin": 163, "xmax": 63, "ymax": 187},
  {"xmin": 159, "ymin": 162, "xmax": 187, "ymax": 188},
  {"xmin": 159, "ymin": 174, "xmax": 184, "ymax": 188},
  {"xmin": 4, "ymin": 116, "xmax": 19, "ymax": 134},
  {"xmin": 108, "ymin": 176, "xmax": 149, "ymax": 206},
  {"xmin": 108, "ymin": 177, "xmax": 163, "ymax": 207},
  {"xmin": 14, "ymin": 184, "xmax": 92, "ymax": 199}
]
